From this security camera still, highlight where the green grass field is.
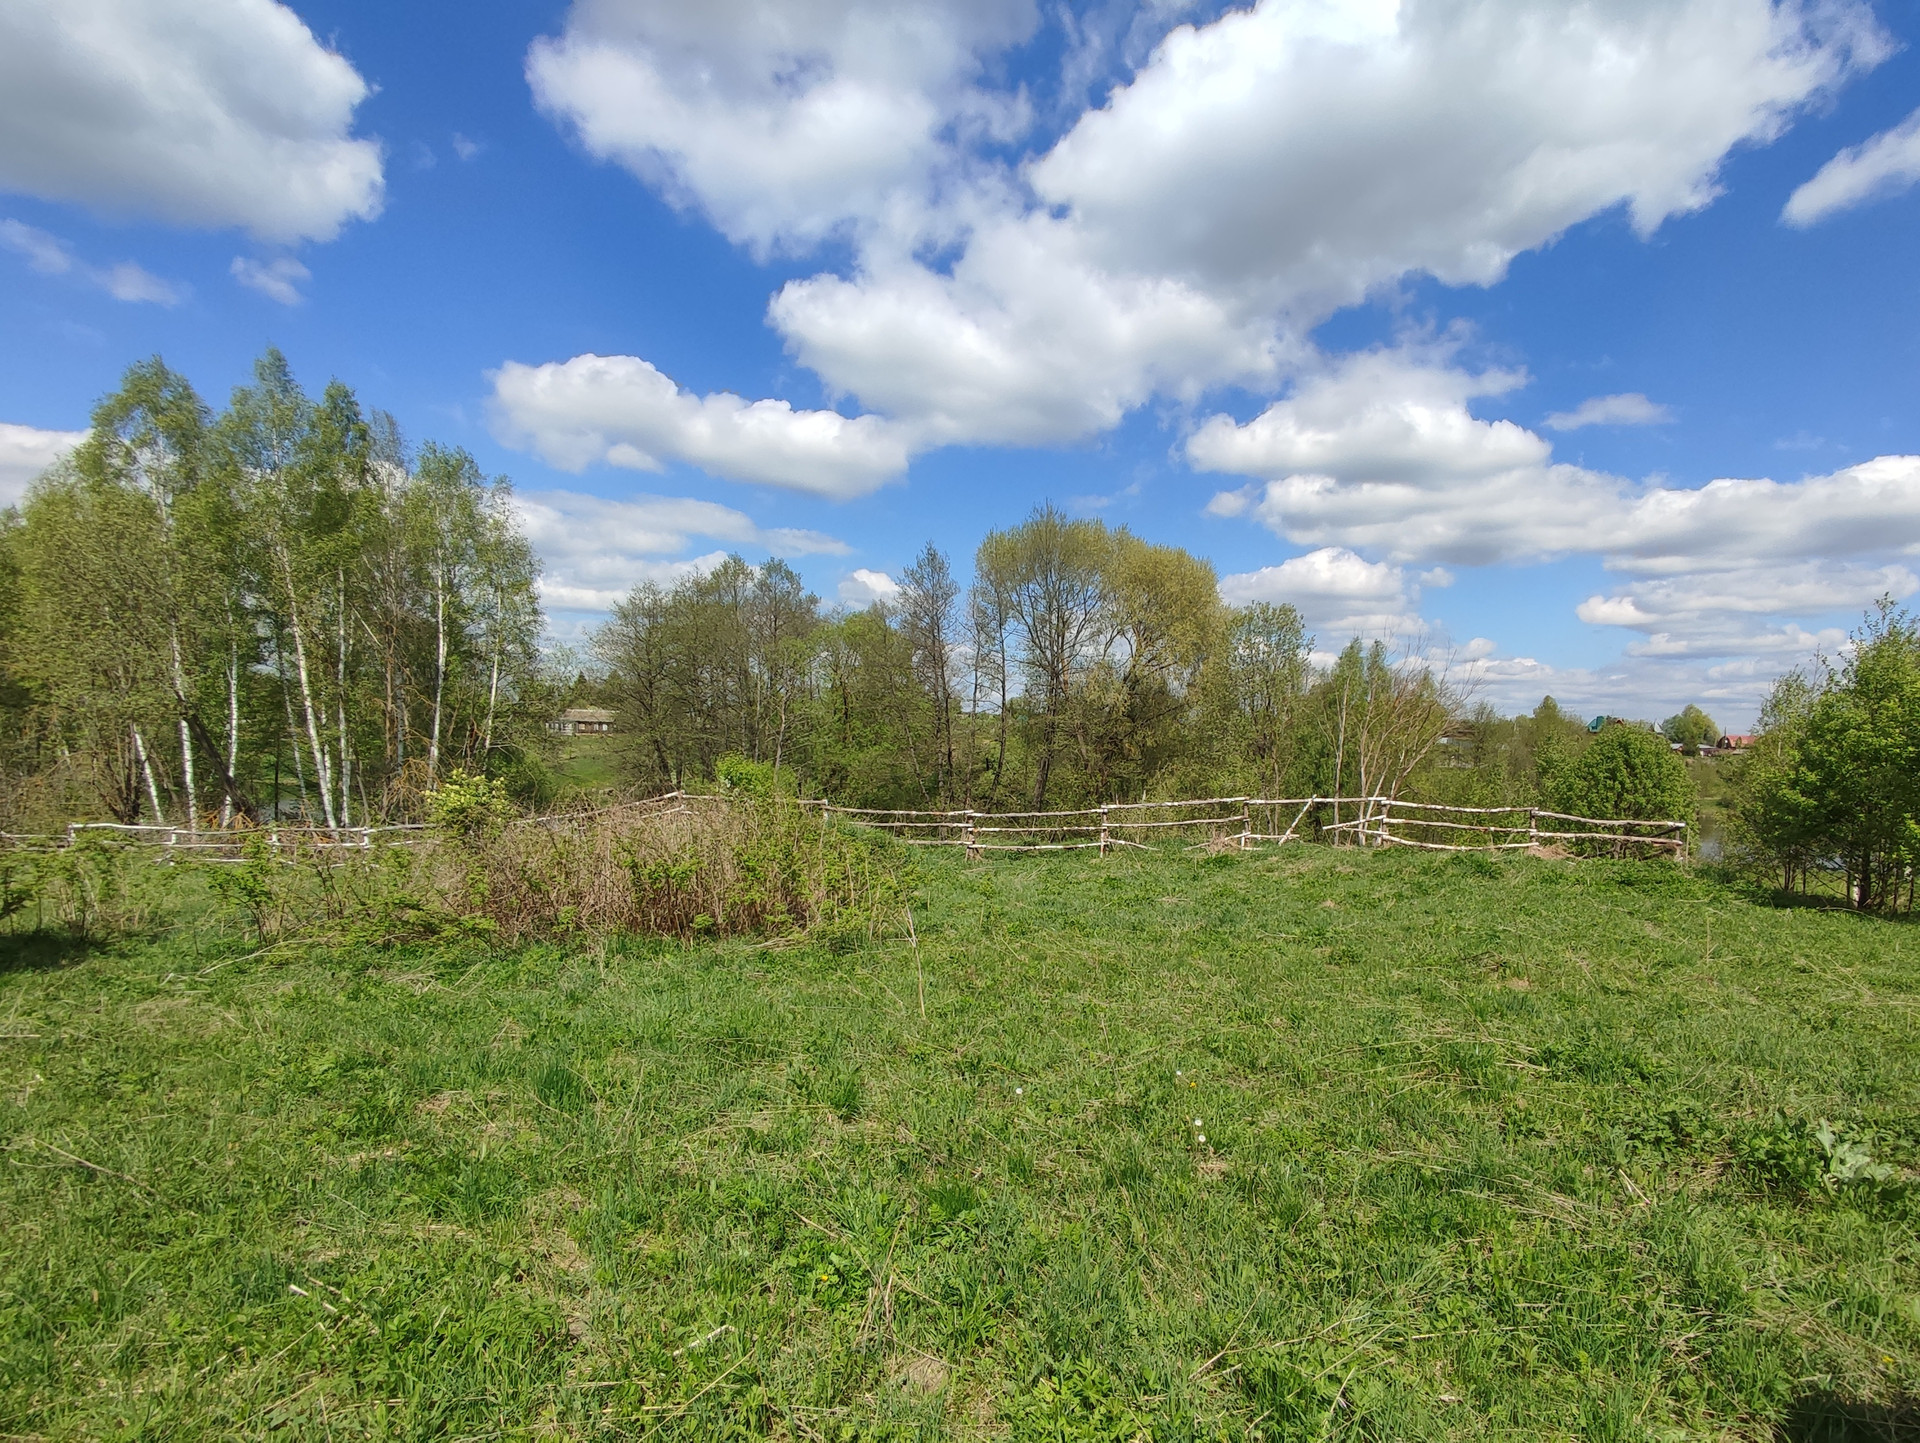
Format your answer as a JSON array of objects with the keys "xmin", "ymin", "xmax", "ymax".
[
  {"xmin": 551, "ymin": 735, "xmax": 622, "ymax": 798},
  {"xmin": 2, "ymin": 847, "xmax": 1917, "ymax": 1440}
]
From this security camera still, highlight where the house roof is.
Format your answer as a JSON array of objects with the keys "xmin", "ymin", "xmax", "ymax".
[{"xmin": 559, "ymin": 708, "xmax": 615, "ymax": 723}]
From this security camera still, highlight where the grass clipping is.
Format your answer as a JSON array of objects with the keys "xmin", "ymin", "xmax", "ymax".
[{"xmin": 215, "ymin": 783, "xmax": 913, "ymax": 949}]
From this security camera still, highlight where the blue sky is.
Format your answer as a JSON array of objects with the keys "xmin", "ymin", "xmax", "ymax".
[{"xmin": 5, "ymin": 0, "xmax": 1920, "ymax": 727}]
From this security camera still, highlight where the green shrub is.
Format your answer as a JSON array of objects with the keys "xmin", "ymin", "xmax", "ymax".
[
  {"xmin": 1547, "ymin": 724, "xmax": 1693, "ymax": 857},
  {"xmin": 714, "ymin": 753, "xmax": 788, "ymax": 800},
  {"xmin": 1550, "ymin": 725, "xmax": 1694, "ymax": 822},
  {"xmin": 424, "ymin": 769, "xmax": 518, "ymax": 841}
]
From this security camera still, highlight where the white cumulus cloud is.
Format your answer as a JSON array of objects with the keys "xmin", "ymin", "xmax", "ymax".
[
  {"xmin": 1198, "ymin": 347, "xmax": 1920, "ymax": 666},
  {"xmin": 1544, "ymin": 393, "xmax": 1673, "ymax": 431},
  {"xmin": 490, "ymin": 353, "xmax": 915, "ymax": 499},
  {"xmin": 770, "ymin": 221, "xmax": 1287, "ymax": 446},
  {"xmin": 1218, "ymin": 546, "xmax": 1425, "ymax": 637},
  {"xmin": 0, "ymin": 219, "xmax": 186, "ymax": 305},
  {"xmin": 1195, "ymin": 350, "xmax": 1920, "ymax": 573},
  {"xmin": 514, "ymin": 489, "xmax": 850, "ymax": 613},
  {"xmin": 528, "ymin": 0, "xmax": 1884, "ymax": 454},
  {"xmin": 0, "ymin": 422, "xmax": 85, "ymax": 506},
  {"xmin": 1031, "ymin": 0, "xmax": 1882, "ymax": 317},
  {"xmin": 837, "ymin": 568, "xmax": 900, "ymax": 608},
  {"xmin": 0, "ymin": 0, "xmax": 384, "ymax": 243},
  {"xmin": 527, "ymin": 0, "xmax": 1037, "ymax": 255},
  {"xmin": 1784, "ymin": 103, "xmax": 1920, "ymax": 226}
]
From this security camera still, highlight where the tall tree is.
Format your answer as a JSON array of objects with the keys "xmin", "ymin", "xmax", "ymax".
[{"xmin": 898, "ymin": 543, "xmax": 961, "ymax": 799}]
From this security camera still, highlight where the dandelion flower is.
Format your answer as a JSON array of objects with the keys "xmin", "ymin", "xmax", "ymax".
[
  {"xmin": 1015, "ymin": 1087, "xmax": 1024, "ymax": 1095},
  {"xmin": 1193, "ymin": 1119, "xmax": 1202, "ymax": 1127},
  {"xmin": 1197, "ymin": 1135, "xmax": 1206, "ymax": 1144}
]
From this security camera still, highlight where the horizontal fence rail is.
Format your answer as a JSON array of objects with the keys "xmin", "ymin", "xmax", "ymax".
[
  {"xmin": 0, "ymin": 791, "xmax": 1684, "ymax": 862},
  {"xmin": 0, "ymin": 791, "xmax": 725, "ymax": 862},
  {"xmin": 798, "ymin": 796, "xmax": 1685, "ymax": 858}
]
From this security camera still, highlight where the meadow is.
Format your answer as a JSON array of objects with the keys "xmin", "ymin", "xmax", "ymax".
[{"xmin": 1, "ymin": 844, "xmax": 1916, "ymax": 1440}]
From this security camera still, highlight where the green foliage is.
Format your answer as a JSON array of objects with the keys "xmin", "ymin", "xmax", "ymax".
[
  {"xmin": 1661, "ymin": 703, "xmax": 1720, "ymax": 753},
  {"xmin": 3, "ymin": 846, "xmax": 1915, "ymax": 1437},
  {"xmin": 425, "ymin": 768, "xmax": 518, "ymax": 841},
  {"xmin": 0, "ymin": 836, "xmax": 151, "ymax": 941},
  {"xmin": 1549, "ymin": 722, "xmax": 1694, "ymax": 827},
  {"xmin": 1727, "ymin": 604, "xmax": 1920, "ymax": 910},
  {"xmin": 3, "ymin": 350, "xmax": 553, "ymax": 832},
  {"xmin": 714, "ymin": 753, "xmax": 784, "ymax": 799}
]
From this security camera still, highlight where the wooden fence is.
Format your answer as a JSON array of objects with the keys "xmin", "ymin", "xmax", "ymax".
[
  {"xmin": 0, "ymin": 792, "xmax": 726, "ymax": 862},
  {"xmin": 798, "ymin": 795, "xmax": 1686, "ymax": 858},
  {"xmin": 0, "ymin": 791, "xmax": 1684, "ymax": 861}
]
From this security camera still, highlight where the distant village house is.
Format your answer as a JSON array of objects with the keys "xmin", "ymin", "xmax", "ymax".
[
  {"xmin": 1716, "ymin": 734, "xmax": 1756, "ymax": 751},
  {"xmin": 550, "ymin": 707, "xmax": 615, "ymax": 736}
]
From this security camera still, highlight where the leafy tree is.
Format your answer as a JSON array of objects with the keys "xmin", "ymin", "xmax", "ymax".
[
  {"xmin": 1788, "ymin": 603, "xmax": 1920, "ymax": 910},
  {"xmin": 1660, "ymin": 703, "xmax": 1719, "ymax": 754},
  {"xmin": 1218, "ymin": 602, "xmax": 1312, "ymax": 797},
  {"xmin": 1724, "ymin": 671, "xmax": 1821, "ymax": 892}
]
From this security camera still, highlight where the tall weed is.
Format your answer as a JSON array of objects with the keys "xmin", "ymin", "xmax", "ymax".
[{"xmin": 209, "ymin": 796, "xmax": 913, "ymax": 947}]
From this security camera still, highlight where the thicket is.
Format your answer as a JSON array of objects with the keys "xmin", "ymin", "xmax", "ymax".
[
  {"xmin": 190, "ymin": 771, "xmax": 914, "ymax": 950},
  {"xmin": 0, "ymin": 353, "xmax": 552, "ymax": 833}
]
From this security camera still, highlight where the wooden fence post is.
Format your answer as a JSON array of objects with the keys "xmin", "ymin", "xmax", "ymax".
[
  {"xmin": 965, "ymin": 812, "xmax": 979, "ymax": 861},
  {"xmin": 1239, "ymin": 797, "xmax": 1251, "ymax": 850},
  {"xmin": 1528, "ymin": 808, "xmax": 1539, "ymax": 850},
  {"xmin": 1099, "ymin": 806, "xmax": 1110, "ymax": 856}
]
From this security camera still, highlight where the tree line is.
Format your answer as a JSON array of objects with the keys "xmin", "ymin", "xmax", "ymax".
[
  {"xmin": 591, "ymin": 504, "xmax": 1706, "ymax": 831},
  {"xmin": 19, "ymin": 354, "xmax": 1904, "ymax": 910},
  {"xmin": 0, "ymin": 353, "xmax": 548, "ymax": 830}
]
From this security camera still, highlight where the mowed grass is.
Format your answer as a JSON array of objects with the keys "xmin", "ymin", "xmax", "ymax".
[{"xmin": 2, "ymin": 847, "xmax": 1918, "ymax": 1440}]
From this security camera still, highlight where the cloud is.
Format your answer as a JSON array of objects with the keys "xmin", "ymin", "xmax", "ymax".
[
  {"xmin": 0, "ymin": 421, "xmax": 85, "ymax": 505},
  {"xmin": 0, "ymin": 0, "xmax": 384, "ymax": 243},
  {"xmin": 529, "ymin": 1, "xmax": 1882, "ymax": 454},
  {"xmin": 1030, "ymin": 0, "xmax": 1883, "ymax": 317},
  {"xmin": 1784, "ymin": 102, "xmax": 1920, "ymax": 226},
  {"xmin": 490, "ymin": 353, "xmax": 915, "ymax": 498},
  {"xmin": 837, "ymin": 568, "xmax": 900, "ymax": 608},
  {"xmin": 230, "ymin": 255, "xmax": 310, "ymax": 305},
  {"xmin": 1575, "ymin": 560, "xmax": 1918, "ymax": 656},
  {"xmin": 1193, "ymin": 350, "xmax": 1920, "ymax": 572},
  {"xmin": 771, "ymin": 223, "xmax": 1286, "ymax": 447},
  {"xmin": 1218, "ymin": 546, "xmax": 1426, "ymax": 637},
  {"xmin": 527, "ymin": 0, "xmax": 1038, "ymax": 255},
  {"xmin": 451, "ymin": 133, "xmax": 482, "ymax": 162},
  {"xmin": 0, "ymin": 219, "xmax": 186, "ymax": 305},
  {"xmin": 1544, "ymin": 392, "xmax": 1673, "ymax": 431},
  {"xmin": 513, "ymin": 489, "xmax": 850, "ymax": 613}
]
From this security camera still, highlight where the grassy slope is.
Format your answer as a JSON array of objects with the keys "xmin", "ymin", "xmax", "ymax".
[{"xmin": 1, "ymin": 848, "xmax": 1917, "ymax": 1440}]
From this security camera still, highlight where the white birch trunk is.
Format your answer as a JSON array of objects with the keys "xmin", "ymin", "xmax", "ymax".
[
  {"xmin": 222, "ymin": 638, "xmax": 239, "ymax": 829},
  {"xmin": 167, "ymin": 630, "xmax": 198, "ymax": 826},
  {"xmin": 278, "ymin": 656, "xmax": 309, "ymax": 821},
  {"xmin": 482, "ymin": 591, "xmax": 502, "ymax": 755},
  {"xmin": 428, "ymin": 558, "xmax": 447, "ymax": 782},
  {"xmin": 336, "ymin": 567, "xmax": 350, "ymax": 828},
  {"xmin": 280, "ymin": 552, "xmax": 338, "ymax": 831},
  {"xmin": 132, "ymin": 725, "xmax": 165, "ymax": 825}
]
